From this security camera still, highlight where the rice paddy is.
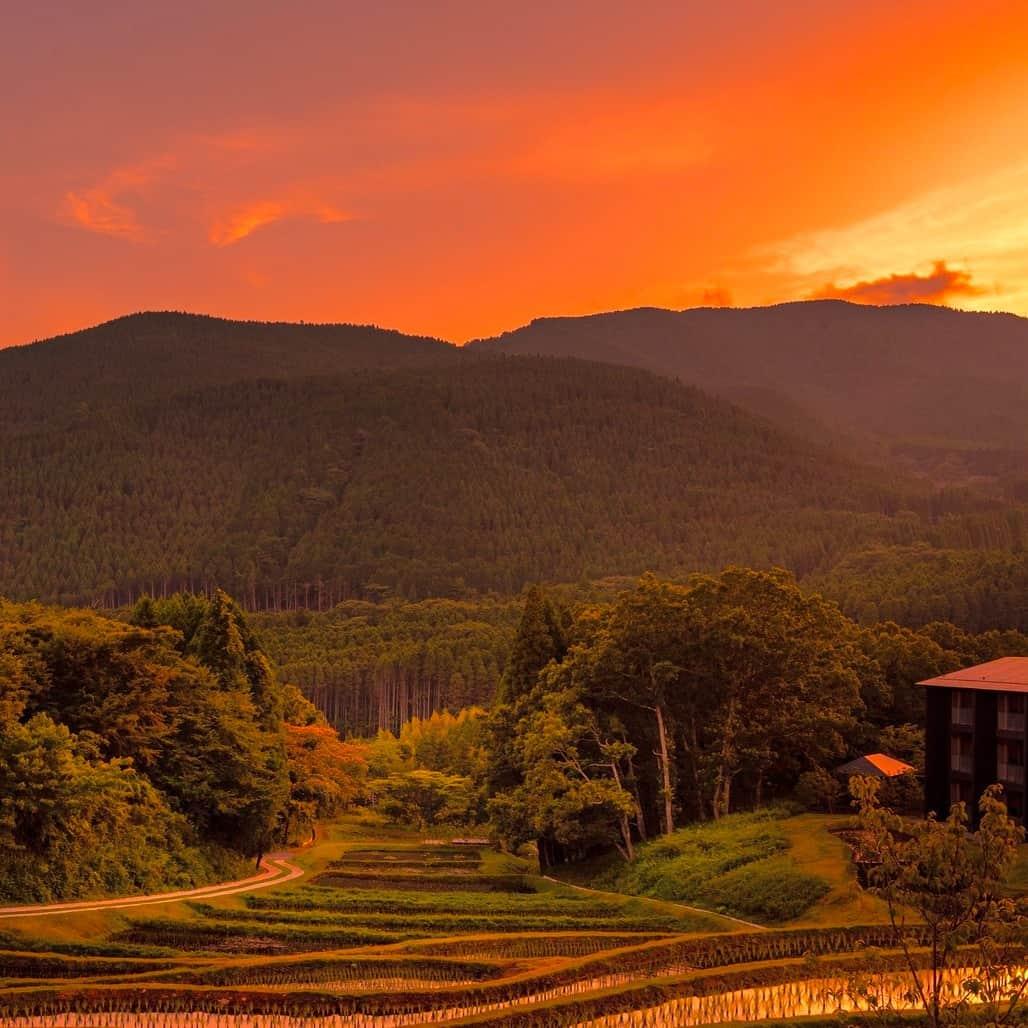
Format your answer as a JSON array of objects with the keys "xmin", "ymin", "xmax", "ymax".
[{"xmin": 0, "ymin": 823, "xmax": 1017, "ymax": 1026}]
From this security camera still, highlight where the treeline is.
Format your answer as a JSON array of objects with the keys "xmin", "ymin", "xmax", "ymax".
[
  {"xmin": 0, "ymin": 311, "xmax": 455, "ymax": 437},
  {"xmin": 483, "ymin": 571, "xmax": 1028, "ymax": 867},
  {"xmin": 0, "ymin": 590, "xmax": 364, "ymax": 902},
  {"xmin": 254, "ymin": 557, "xmax": 1028, "ymax": 738},
  {"xmin": 254, "ymin": 599, "xmax": 518, "ymax": 735},
  {"xmin": 4, "ymin": 354, "xmax": 1018, "ymax": 609},
  {"xmin": 810, "ymin": 543, "xmax": 1028, "ymax": 631}
]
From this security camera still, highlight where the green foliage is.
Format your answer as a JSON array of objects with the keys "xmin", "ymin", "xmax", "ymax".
[
  {"xmin": 490, "ymin": 570, "xmax": 872, "ymax": 860},
  {"xmin": 374, "ymin": 769, "xmax": 479, "ymax": 828},
  {"xmin": 854, "ymin": 777, "xmax": 1027, "ymax": 1028},
  {"xmin": 592, "ymin": 810, "xmax": 831, "ymax": 923},
  {"xmin": 1, "ymin": 345, "xmax": 986, "ymax": 612},
  {"xmin": 0, "ymin": 590, "xmax": 310, "ymax": 900},
  {"xmin": 813, "ymin": 545, "xmax": 1028, "ymax": 634},
  {"xmin": 702, "ymin": 856, "xmax": 831, "ymax": 922},
  {"xmin": 398, "ymin": 708, "xmax": 488, "ymax": 778},
  {"xmin": 795, "ymin": 766, "xmax": 845, "ymax": 813},
  {"xmin": 495, "ymin": 586, "xmax": 568, "ymax": 706},
  {"xmin": 0, "ymin": 712, "xmax": 230, "ymax": 903},
  {"xmin": 489, "ymin": 678, "xmax": 639, "ymax": 863},
  {"xmin": 474, "ymin": 301, "xmax": 1028, "ymax": 490},
  {"xmin": 255, "ymin": 597, "xmax": 518, "ymax": 735}
]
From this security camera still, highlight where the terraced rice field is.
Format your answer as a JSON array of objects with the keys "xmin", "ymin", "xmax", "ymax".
[{"xmin": 0, "ymin": 836, "xmax": 1012, "ymax": 1026}]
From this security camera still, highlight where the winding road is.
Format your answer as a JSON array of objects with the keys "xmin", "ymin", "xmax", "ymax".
[{"xmin": 0, "ymin": 856, "xmax": 304, "ymax": 921}]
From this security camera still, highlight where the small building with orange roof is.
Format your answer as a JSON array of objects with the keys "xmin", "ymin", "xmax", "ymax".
[{"xmin": 835, "ymin": 753, "xmax": 915, "ymax": 780}]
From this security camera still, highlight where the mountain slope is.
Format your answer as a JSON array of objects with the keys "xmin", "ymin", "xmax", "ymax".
[
  {"xmin": 0, "ymin": 354, "xmax": 975, "ymax": 607},
  {"xmin": 470, "ymin": 301, "xmax": 1028, "ymax": 487},
  {"xmin": 0, "ymin": 312, "xmax": 457, "ymax": 435}
]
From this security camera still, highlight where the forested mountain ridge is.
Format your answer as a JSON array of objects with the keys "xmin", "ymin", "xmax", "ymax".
[
  {"xmin": 469, "ymin": 301, "xmax": 1028, "ymax": 489},
  {"xmin": 0, "ymin": 311, "xmax": 457, "ymax": 435},
  {"xmin": 1, "ymin": 353, "xmax": 987, "ymax": 608}
]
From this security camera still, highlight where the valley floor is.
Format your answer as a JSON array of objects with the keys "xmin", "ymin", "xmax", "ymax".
[{"xmin": 0, "ymin": 815, "xmax": 1023, "ymax": 1027}]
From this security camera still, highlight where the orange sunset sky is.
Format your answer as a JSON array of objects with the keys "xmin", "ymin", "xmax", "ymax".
[{"xmin": 3, "ymin": 1, "xmax": 1028, "ymax": 347}]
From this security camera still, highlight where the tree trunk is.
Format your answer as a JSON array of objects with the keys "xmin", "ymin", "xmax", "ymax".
[
  {"xmin": 654, "ymin": 704, "xmax": 674, "ymax": 835},
  {"xmin": 609, "ymin": 758, "xmax": 636, "ymax": 861},
  {"xmin": 627, "ymin": 755, "xmax": 648, "ymax": 843},
  {"xmin": 685, "ymin": 717, "xmax": 706, "ymax": 821},
  {"xmin": 712, "ymin": 696, "xmax": 738, "ymax": 819}
]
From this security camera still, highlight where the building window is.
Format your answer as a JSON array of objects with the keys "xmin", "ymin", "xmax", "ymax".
[
  {"xmin": 951, "ymin": 732, "xmax": 973, "ymax": 775},
  {"xmin": 951, "ymin": 689, "xmax": 975, "ymax": 728},
  {"xmin": 998, "ymin": 693, "xmax": 1026, "ymax": 734},
  {"xmin": 998, "ymin": 739, "xmax": 1025, "ymax": 786},
  {"xmin": 950, "ymin": 779, "xmax": 973, "ymax": 807}
]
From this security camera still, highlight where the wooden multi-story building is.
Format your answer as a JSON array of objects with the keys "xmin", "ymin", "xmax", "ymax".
[{"xmin": 920, "ymin": 657, "xmax": 1028, "ymax": 824}]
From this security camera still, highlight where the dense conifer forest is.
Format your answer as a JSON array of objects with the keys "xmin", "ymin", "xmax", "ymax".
[
  {"xmin": 3, "ymin": 312, "xmax": 1025, "ymax": 609},
  {"xmin": 471, "ymin": 300, "xmax": 1028, "ymax": 492},
  {"xmin": 253, "ymin": 599, "xmax": 519, "ymax": 735}
]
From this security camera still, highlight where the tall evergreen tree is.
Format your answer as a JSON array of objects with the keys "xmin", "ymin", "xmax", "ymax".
[{"xmin": 486, "ymin": 586, "xmax": 568, "ymax": 803}]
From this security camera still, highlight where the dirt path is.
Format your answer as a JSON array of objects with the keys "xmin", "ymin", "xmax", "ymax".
[{"xmin": 0, "ymin": 857, "xmax": 304, "ymax": 921}]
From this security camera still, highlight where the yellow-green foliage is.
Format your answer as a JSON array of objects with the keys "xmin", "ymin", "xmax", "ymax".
[{"xmin": 593, "ymin": 810, "xmax": 831, "ymax": 923}]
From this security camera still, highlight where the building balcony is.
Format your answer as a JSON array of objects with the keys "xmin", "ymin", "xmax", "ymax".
[
  {"xmin": 951, "ymin": 755, "xmax": 974, "ymax": 775},
  {"xmin": 999, "ymin": 763, "xmax": 1025, "ymax": 785}
]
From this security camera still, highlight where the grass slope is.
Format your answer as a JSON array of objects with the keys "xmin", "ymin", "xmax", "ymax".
[{"xmin": 561, "ymin": 810, "xmax": 882, "ymax": 926}]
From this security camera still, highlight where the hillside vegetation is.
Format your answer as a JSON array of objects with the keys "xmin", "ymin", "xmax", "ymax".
[
  {"xmin": 579, "ymin": 810, "xmax": 832, "ymax": 924},
  {"xmin": 253, "ymin": 599, "xmax": 519, "ymax": 735},
  {"xmin": 472, "ymin": 300, "xmax": 1028, "ymax": 490},
  {"xmin": 0, "ymin": 311, "xmax": 455, "ymax": 436},
  {"xmin": 1, "ymin": 350, "xmax": 967, "ymax": 607},
  {"xmin": 0, "ymin": 591, "xmax": 365, "ymax": 902}
]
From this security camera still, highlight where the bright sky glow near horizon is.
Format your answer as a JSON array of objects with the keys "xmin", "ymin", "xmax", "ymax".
[{"xmin": 3, "ymin": 0, "xmax": 1028, "ymax": 347}]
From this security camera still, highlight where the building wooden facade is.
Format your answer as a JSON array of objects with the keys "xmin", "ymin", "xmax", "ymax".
[{"xmin": 920, "ymin": 657, "xmax": 1028, "ymax": 825}]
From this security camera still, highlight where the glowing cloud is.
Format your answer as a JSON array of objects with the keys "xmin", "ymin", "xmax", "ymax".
[
  {"xmin": 772, "ymin": 161, "xmax": 1028, "ymax": 313},
  {"xmin": 60, "ymin": 189, "xmax": 144, "ymax": 242},
  {"xmin": 209, "ymin": 198, "xmax": 350, "ymax": 246},
  {"xmin": 57, "ymin": 156, "xmax": 176, "ymax": 243},
  {"xmin": 810, "ymin": 261, "xmax": 984, "ymax": 306}
]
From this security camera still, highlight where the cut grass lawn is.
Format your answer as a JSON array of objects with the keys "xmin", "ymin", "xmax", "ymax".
[{"xmin": 780, "ymin": 814, "xmax": 891, "ymax": 927}]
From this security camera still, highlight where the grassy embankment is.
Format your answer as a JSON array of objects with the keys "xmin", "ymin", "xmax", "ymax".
[{"xmin": 553, "ymin": 809, "xmax": 891, "ymax": 927}]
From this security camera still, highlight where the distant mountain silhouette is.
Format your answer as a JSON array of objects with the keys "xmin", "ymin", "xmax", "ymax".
[
  {"xmin": 2, "ymin": 305, "xmax": 1027, "ymax": 609},
  {"xmin": 0, "ymin": 312, "xmax": 457, "ymax": 434},
  {"xmin": 469, "ymin": 301, "xmax": 1028, "ymax": 489}
]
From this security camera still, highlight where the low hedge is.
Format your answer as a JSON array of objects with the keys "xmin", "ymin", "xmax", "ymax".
[
  {"xmin": 193, "ymin": 904, "xmax": 691, "ymax": 935},
  {"xmin": 113, "ymin": 918, "xmax": 412, "ymax": 954},
  {"xmin": 140, "ymin": 954, "xmax": 505, "ymax": 988},
  {"xmin": 244, "ymin": 889, "xmax": 621, "ymax": 918},
  {"xmin": 0, "ymin": 951, "xmax": 181, "ymax": 980},
  {"xmin": 313, "ymin": 871, "xmax": 533, "ymax": 893}
]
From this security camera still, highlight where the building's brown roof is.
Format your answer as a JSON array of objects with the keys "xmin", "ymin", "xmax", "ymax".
[
  {"xmin": 836, "ymin": 753, "xmax": 915, "ymax": 779},
  {"xmin": 918, "ymin": 657, "xmax": 1028, "ymax": 693}
]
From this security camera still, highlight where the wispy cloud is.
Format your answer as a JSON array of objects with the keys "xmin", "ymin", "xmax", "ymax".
[
  {"xmin": 60, "ymin": 189, "xmax": 144, "ymax": 241},
  {"xmin": 208, "ymin": 196, "xmax": 350, "ymax": 246},
  {"xmin": 57, "ymin": 156, "xmax": 176, "ymax": 242},
  {"xmin": 810, "ymin": 261, "xmax": 984, "ymax": 306}
]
